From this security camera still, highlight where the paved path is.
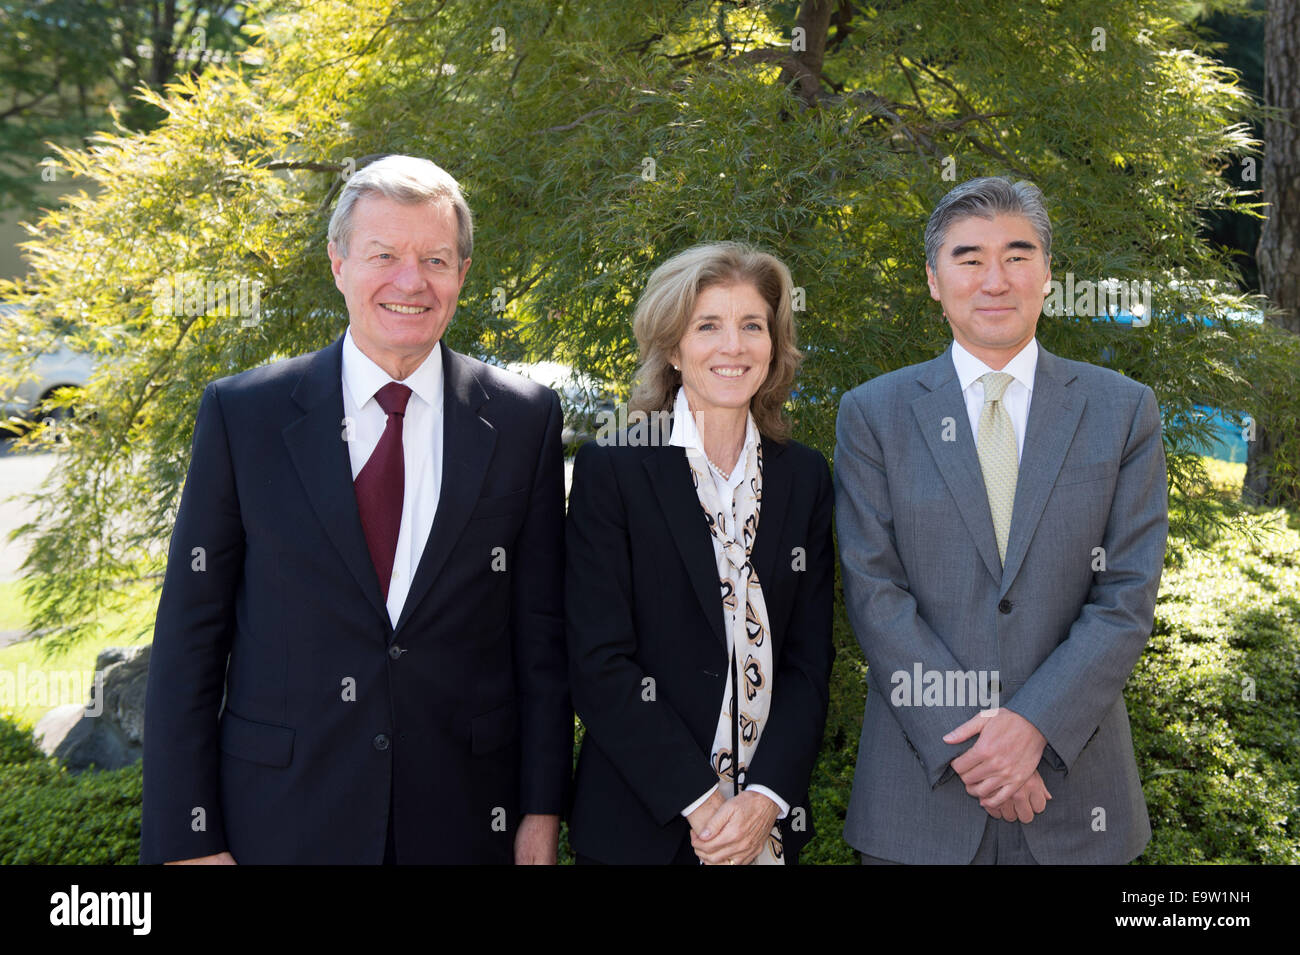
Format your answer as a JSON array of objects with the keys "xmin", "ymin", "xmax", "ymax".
[{"xmin": 0, "ymin": 438, "xmax": 57, "ymax": 582}]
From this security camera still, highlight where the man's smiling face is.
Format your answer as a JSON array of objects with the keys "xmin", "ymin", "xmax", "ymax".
[
  {"xmin": 925, "ymin": 212, "xmax": 1050, "ymax": 368},
  {"xmin": 328, "ymin": 194, "xmax": 471, "ymax": 379}
]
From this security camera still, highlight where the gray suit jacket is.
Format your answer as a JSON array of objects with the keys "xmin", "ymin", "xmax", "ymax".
[{"xmin": 834, "ymin": 342, "xmax": 1167, "ymax": 864}]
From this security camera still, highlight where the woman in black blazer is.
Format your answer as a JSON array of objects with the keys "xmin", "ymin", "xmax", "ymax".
[{"xmin": 566, "ymin": 241, "xmax": 834, "ymax": 865}]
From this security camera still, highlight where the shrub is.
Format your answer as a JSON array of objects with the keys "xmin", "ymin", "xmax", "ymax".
[
  {"xmin": 0, "ymin": 714, "xmax": 43, "ymax": 767},
  {"xmin": 0, "ymin": 714, "xmax": 142, "ymax": 865}
]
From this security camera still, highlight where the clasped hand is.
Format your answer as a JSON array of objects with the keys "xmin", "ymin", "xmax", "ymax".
[
  {"xmin": 688, "ymin": 790, "xmax": 780, "ymax": 865},
  {"xmin": 945, "ymin": 708, "xmax": 1052, "ymax": 822}
]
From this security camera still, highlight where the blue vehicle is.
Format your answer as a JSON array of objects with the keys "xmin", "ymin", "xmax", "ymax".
[{"xmin": 1090, "ymin": 280, "xmax": 1260, "ymax": 463}]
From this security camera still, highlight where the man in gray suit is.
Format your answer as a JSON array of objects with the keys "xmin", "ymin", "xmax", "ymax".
[{"xmin": 835, "ymin": 177, "xmax": 1168, "ymax": 864}]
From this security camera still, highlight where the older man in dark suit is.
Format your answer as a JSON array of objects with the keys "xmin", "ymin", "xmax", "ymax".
[{"xmin": 141, "ymin": 155, "xmax": 570, "ymax": 864}]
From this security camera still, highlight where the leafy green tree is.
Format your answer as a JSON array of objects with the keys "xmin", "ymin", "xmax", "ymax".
[
  {"xmin": 1, "ymin": 0, "xmax": 1294, "ymax": 659},
  {"xmin": 0, "ymin": 0, "xmax": 255, "ymax": 211}
]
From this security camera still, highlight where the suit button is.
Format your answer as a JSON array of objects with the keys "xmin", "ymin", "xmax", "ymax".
[
  {"xmin": 373, "ymin": 734, "xmax": 390, "ymax": 751},
  {"xmin": 388, "ymin": 645, "xmax": 404, "ymax": 660},
  {"xmin": 998, "ymin": 599, "xmax": 1013, "ymax": 614}
]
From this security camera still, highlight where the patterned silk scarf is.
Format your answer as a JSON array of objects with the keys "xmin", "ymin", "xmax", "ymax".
[{"xmin": 683, "ymin": 437, "xmax": 784, "ymax": 865}]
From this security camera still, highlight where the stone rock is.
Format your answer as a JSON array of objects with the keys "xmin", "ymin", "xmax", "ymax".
[
  {"xmin": 46, "ymin": 644, "xmax": 150, "ymax": 773},
  {"xmin": 34, "ymin": 703, "xmax": 85, "ymax": 754}
]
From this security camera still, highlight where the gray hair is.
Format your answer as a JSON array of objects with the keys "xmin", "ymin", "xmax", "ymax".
[
  {"xmin": 924, "ymin": 177, "xmax": 1051, "ymax": 268},
  {"xmin": 327, "ymin": 155, "xmax": 474, "ymax": 263}
]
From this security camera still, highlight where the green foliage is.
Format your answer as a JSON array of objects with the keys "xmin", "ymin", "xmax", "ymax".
[
  {"xmin": 2, "ymin": 0, "xmax": 1294, "ymax": 650},
  {"xmin": 0, "ymin": 714, "xmax": 142, "ymax": 864},
  {"xmin": 0, "ymin": 1, "xmax": 259, "ymax": 212},
  {"xmin": 1130, "ymin": 504, "xmax": 1300, "ymax": 863},
  {"xmin": 0, "ymin": 712, "xmax": 43, "ymax": 766}
]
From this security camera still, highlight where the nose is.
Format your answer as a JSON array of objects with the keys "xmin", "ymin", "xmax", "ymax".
[
  {"xmin": 392, "ymin": 256, "xmax": 426, "ymax": 294},
  {"xmin": 981, "ymin": 260, "xmax": 1011, "ymax": 294},
  {"xmin": 720, "ymin": 321, "xmax": 743, "ymax": 353}
]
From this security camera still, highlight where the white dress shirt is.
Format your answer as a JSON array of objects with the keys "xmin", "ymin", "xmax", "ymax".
[
  {"xmin": 950, "ymin": 337, "xmax": 1038, "ymax": 460},
  {"xmin": 341, "ymin": 329, "xmax": 444, "ymax": 627},
  {"xmin": 668, "ymin": 386, "xmax": 789, "ymax": 820}
]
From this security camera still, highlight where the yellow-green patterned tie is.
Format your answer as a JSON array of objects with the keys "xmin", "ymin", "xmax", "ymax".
[{"xmin": 976, "ymin": 372, "xmax": 1018, "ymax": 566}]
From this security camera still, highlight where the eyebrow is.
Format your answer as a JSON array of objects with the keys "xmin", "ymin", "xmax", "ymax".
[
  {"xmin": 949, "ymin": 239, "xmax": 1039, "ymax": 258},
  {"xmin": 694, "ymin": 313, "xmax": 769, "ymax": 322},
  {"xmin": 363, "ymin": 240, "xmax": 456, "ymax": 256}
]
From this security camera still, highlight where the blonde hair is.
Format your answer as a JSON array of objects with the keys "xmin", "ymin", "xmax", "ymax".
[{"xmin": 629, "ymin": 242, "xmax": 801, "ymax": 441}]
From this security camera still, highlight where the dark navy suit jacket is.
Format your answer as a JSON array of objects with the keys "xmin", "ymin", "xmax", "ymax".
[{"xmin": 141, "ymin": 335, "xmax": 571, "ymax": 864}]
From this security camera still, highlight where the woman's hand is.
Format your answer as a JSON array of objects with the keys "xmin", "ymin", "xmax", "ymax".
[
  {"xmin": 690, "ymin": 791, "xmax": 781, "ymax": 865},
  {"xmin": 687, "ymin": 788, "xmax": 728, "ymax": 836}
]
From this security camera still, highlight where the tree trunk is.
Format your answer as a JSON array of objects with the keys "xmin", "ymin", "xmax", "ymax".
[
  {"xmin": 1243, "ymin": 0, "xmax": 1300, "ymax": 504},
  {"xmin": 780, "ymin": 0, "xmax": 836, "ymax": 107}
]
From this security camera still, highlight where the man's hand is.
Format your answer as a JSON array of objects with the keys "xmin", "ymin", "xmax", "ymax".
[
  {"xmin": 690, "ymin": 791, "xmax": 780, "ymax": 866},
  {"xmin": 165, "ymin": 851, "xmax": 236, "ymax": 865},
  {"xmin": 987, "ymin": 771, "xmax": 1052, "ymax": 823},
  {"xmin": 945, "ymin": 708, "xmax": 1047, "ymax": 809},
  {"xmin": 513, "ymin": 813, "xmax": 560, "ymax": 865}
]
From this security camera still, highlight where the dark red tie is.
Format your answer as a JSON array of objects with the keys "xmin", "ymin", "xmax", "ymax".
[{"xmin": 354, "ymin": 382, "xmax": 412, "ymax": 600}]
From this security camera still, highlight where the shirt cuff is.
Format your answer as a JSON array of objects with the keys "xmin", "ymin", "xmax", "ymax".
[
  {"xmin": 745, "ymin": 785, "xmax": 789, "ymax": 819},
  {"xmin": 681, "ymin": 784, "xmax": 720, "ymax": 818}
]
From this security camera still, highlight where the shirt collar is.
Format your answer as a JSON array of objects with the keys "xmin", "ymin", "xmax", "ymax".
[
  {"xmin": 951, "ymin": 337, "xmax": 1038, "ymax": 394},
  {"xmin": 668, "ymin": 386, "xmax": 759, "ymax": 478},
  {"xmin": 342, "ymin": 328, "xmax": 443, "ymax": 411}
]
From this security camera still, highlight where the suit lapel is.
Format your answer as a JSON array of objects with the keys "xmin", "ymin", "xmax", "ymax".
[
  {"xmin": 912, "ymin": 349, "xmax": 1003, "ymax": 584},
  {"xmin": 644, "ymin": 447, "xmax": 728, "ymax": 649},
  {"xmin": 998, "ymin": 346, "xmax": 1085, "ymax": 596},
  {"xmin": 644, "ymin": 433, "xmax": 792, "ymax": 653},
  {"xmin": 750, "ymin": 436, "xmax": 790, "ymax": 639},
  {"xmin": 394, "ymin": 345, "xmax": 497, "ymax": 633},
  {"xmin": 282, "ymin": 336, "xmax": 391, "ymax": 628}
]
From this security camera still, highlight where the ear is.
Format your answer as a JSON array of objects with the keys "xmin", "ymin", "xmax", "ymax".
[
  {"xmin": 327, "ymin": 241, "xmax": 346, "ymax": 290},
  {"xmin": 456, "ymin": 256, "xmax": 472, "ymax": 289},
  {"xmin": 925, "ymin": 263, "xmax": 941, "ymax": 302}
]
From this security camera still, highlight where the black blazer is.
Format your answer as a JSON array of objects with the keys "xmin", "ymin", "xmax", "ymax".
[
  {"xmin": 565, "ymin": 429, "xmax": 834, "ymax": 864},
  {"xmin": 141, "ymin": 335, "xmax": 571, "ymax": 864}
]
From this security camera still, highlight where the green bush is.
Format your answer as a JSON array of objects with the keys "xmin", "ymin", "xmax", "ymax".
[
  {"xmin": 1129, "ymin": 508, "xmax": 1300, "ymax": 864},
  {"xmin": 0, "ymin": 715, "xmax": 43, "ymax": 767},
  {"xmin": 0, "ymin": 715, "xmax": 142, "ymax": 865}
]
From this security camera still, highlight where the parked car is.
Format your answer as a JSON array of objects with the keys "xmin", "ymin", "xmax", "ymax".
[
  {"xmin": 1089, "ymin": 279, "xmax": 1262, "ymax": 463},
  {"xmin": 0, "ymin": 304, "xmax": 94, "ymax": 434}
]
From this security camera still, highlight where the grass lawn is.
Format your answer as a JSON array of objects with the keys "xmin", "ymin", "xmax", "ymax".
[
  {"xmin": 0, "ymin": 580, "xmax": 30, "ymax": 631},
  {"xmin": 0, "ymin": 581, "xmax": 157, "ymax": 731}
]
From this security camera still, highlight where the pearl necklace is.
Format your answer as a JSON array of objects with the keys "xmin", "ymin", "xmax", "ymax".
[{"xmin": 706, "ymin": 445, "xmax": 742, "ymax": 481}]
